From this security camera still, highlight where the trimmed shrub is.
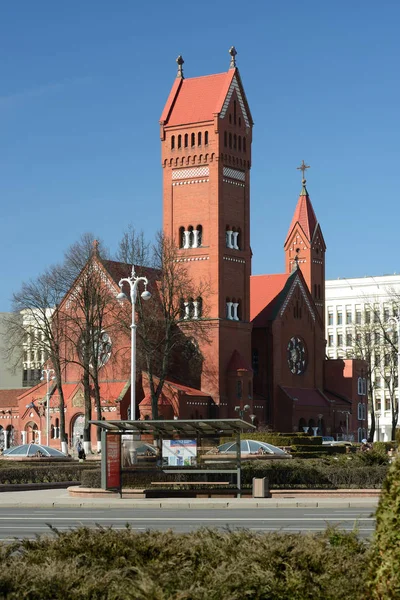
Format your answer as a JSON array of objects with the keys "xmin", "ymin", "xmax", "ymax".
[
  {"xmin": 0, "ymin": 526, "xmax": 370, "ymax": 599},
  {"xmin": 241, "ymin": 460, "xmax": 387, "ymax": 488},
  {"xmin": 221, "ymin": 433, "xmax": 323, "ymax": 446},
  {"xmin": 368, "ymin": 455, "xmax": 400, "ymax": 598},
  {"xmin": 80, "ymin": 469, "xmax": 101, "ymax": 488},
  {"xmin": 0, "ymin": 464, "xmax": 97, "ymax": 485}
]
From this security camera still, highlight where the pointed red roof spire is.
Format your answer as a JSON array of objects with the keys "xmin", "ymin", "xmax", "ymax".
[{"xmin": 285, "ymin": 162, "xmax": 318, "ymax": 244}]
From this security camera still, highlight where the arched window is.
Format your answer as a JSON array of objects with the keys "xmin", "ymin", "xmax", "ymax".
[
  {"xmin": 188, "ymin": 297, "xmax": 194, "ymax": 319},
  {"xmin": 188, "ymin": 225, "xmax": 194, "ymax": 247},
  {"xmin": 205, "ymin": 131, "xmax": 209, "ymax": 145},
  {"xmin": 238, "ymin": 136, "xmax": 242, "ymax": 151},
  {"xmin": 184, "ymin": 133, "xmax": 188, "ymax": 148},
  {"xmin": 178, "ymin": 135, "xmax": 182, "ymax": 149},
  {"xmin": 196, "ymin": 225, "xmax": 203, "ymax": 247},
  {"xmin": 252, "ymin": 349, "xmax": 259, "ymax": 375},
  {"xmin": 237, "ymin": 300, "xmax": 242, "ymax": 321},
  {"xmin": 239, "ymin": 116, "xmax": 241, "ymax": 127},
  {"xmin": 233, "ymin": 134, "xmax": 237, "ymax": 150},
  {"xmin": 179, "ymin": 226, "xmax": 185, "ymax": 248},
  {"xmin": 236, "ymin": 379, "xmax": 242, "ymax": 399},
  {"xmin": 229, "ymin": 114, "xmax": 232, "ymax": 124},
  {"xmin": 198, "ymin": 132, "xmax": 202, "ymax": 146},
  {"xmin": 226, "ymin": 298, "xmax": 232, "ymax": 319},
  {"xmin": 195, "ymin": 297, "xmax": 203, "ymax": 319},
  {"xmin": 179, "ymin": 298, "xmax": 186, "ymax": 320},
  {"xmin": 243, "ymin": 138, "xmax": 246, "ymax": 153},
  {"xmin": 229, "ymin": 133, "xmax": 232, "ymax": 149},
  {"xmin": 224, "ymin": 131, "xmax": 227, "ymax": 147},
  {"xmin": 171, "ymin": 135, "xmax": 175, "ymax": 150},
  {"xmin": 191, "ymin": 133, "xmax": 195, "ymax": 147},
  {"xmin": 234, "ymin": 100, "xmax": 237, "ymax": 125}
]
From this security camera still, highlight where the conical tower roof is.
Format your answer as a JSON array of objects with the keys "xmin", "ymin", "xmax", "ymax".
[{"xmin": 285, "ymin": 180, "xmax": 318, "ymax": 245}]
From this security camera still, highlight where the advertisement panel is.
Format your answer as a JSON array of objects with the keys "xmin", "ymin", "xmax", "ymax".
[
  {"xmin": 106, "ymin": 433, "xmax": 121, "ymax": 490},
  {"xmin": 162, "ymin": 439, "xmax": 197, "ymax": 466}
]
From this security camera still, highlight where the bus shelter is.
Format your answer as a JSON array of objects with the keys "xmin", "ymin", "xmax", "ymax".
[{"xmin": 90, "ymin": 419, "xmax": 255, "ymax": 498}]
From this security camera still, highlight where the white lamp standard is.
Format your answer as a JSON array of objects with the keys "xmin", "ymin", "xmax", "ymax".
[
  {"xmin": 117, "ymin": 267, "xmax": 151, "ymax": 421},
  {"xmin": 41, "ymin": 368, "xmax": 55, "ymax": 446}
]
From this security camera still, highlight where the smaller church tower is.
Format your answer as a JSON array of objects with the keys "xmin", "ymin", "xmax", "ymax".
[{"xmin": 284, "ymin": 162, "xmax": 326, "ymax": 324}]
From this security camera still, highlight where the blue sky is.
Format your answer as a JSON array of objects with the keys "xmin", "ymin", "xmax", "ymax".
[{"xmin": 1, "ymin": 0, "xmax": 399, "ymax": 311}]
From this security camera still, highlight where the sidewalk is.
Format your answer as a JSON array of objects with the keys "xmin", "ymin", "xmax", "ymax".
[{"xmin": 0, "ymin": 488, "xmax": 380, "ymax": 509}]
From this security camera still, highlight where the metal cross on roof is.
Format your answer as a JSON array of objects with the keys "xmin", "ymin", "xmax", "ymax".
[
  {"xmin": 229, "ymin": 46, "xmax": 237, "ymax": 69},
  {"xmin": 297, "ymin": 160, "xmax": 310, "ymax": 183}
]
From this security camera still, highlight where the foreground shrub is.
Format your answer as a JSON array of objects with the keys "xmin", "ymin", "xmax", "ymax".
[
  {"xmin": 0, "ymin": 526, "xmax": 370, "ymax": 599},
  {"xmin": 368, "ymin": 455, "xmax": 400, "ymax": 598}
]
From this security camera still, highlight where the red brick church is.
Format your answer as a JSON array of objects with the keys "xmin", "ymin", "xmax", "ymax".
[{"xmin": 0, "ymin": 49, "xmax": 367, "ymax": 450}]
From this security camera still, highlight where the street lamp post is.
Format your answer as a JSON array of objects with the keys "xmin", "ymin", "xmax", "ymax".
[
  {"xmin": 117, "ymin": 267, "xmax": 151, "ymax": 421},
  {"xmin": 41, "ymin": 368, "xmax": 55, "ymax": 446}
]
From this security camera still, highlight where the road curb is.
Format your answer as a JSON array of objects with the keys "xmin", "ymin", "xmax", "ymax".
[{"xmin": 0, "ymin": 498, "xmax": 380, "ymax": 509}]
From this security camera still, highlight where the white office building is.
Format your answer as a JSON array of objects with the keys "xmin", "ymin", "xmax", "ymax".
[{"xmin": 325, "ymin": 274, "xmax": 400, "ymax": 442}]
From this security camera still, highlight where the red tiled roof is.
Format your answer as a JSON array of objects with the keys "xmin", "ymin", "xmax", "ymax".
[
  {"xmin": 250, "ymin": 273, "xmax": 289, "ymax": 323},
  {"xmin": 324, "ymin": 390, "xmax": 352, "ymax": 406},
  {"xmin": 0, "ymin": 389, "xmax": 25, "ymax": 408},
  {"xmin": 101, "ymin": 260, "xmax": 159, "ymax": 289},
  {"xmin": 160, "ymin": 71, "xmax": 235, "ymax": 126},
  {"xmin": 20, "ymin": 381, "xmax": 129, "ymax": 407},
  {"xmin": 164, "ymin": 379, "xmax": 210, "ymax": 397},
  {"xmin": 139, "ymin": 393, "xmax": 172, "ymax": 407},
  {"xmin": 227, "ymin": 350, "xmax": 252, "ymax": 373},
  {"xmin": 281, "ymin": 387, "xmax": 331, "ymax": 408},
  {"xmin": 286, "ymin": 187, "xmax": 318, "ymax": 244}
]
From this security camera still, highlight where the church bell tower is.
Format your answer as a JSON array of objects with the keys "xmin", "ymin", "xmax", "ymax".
[
  {"xmin": 159, "ymin": 48, "xmax": 254, "ymax": 415},
  {"xmin": 284, "ymin": 162, "xmax": 326, "ymax": 325}
]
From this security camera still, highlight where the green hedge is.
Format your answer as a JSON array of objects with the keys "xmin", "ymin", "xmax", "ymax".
[
  {"xmin": 221, "ymin": 433, "xmax": 323, "ymax": 446},
  {"xmin": 0, "ymin": 464, "xmax": 98, "ymax": 485},
  {"xmin": 291, "ymin": 445, "xmax": 347, "ymax": 455},
  {"xmin": 0, "ymin": 527, "xmax": 370, "ymax": 599},
  {"xmin": 241, "ymin": 460, "xmax": 387, "ymax": 488},
  {"xmin": 81, "ymin": 461, "xmax": 386, "ymax": 490}
]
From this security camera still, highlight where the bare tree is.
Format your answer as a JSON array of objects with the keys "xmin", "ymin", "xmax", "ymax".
[
  {"xmin": 117, "ymin": 229, "xmax": 210, "ymax": 419},
  {"xmin": 3, "ymin": 264, "xmax": 69, "ymax": 452},
  {"xmin": 350, "ymin": 317, "xmax": 377, "ymax": 442},
  {"xmin": 60, "ymin": 234, "xmax": 121, "ymax": 453}
]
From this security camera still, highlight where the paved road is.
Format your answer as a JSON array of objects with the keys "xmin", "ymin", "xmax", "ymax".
[{"xmin": 0, "ymin": 505, "xmax": 377, "ymax": 541}]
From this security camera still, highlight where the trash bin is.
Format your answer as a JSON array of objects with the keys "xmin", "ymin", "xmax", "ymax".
[{"xmin": 252, "ymin": 477, "xmax": 270, "ymax": 498}]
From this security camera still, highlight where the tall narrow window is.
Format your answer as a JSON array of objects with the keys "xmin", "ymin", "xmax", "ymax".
[
  {"xmin": 198, "ymin": 132, "xmax": 202, "ymax": 146},
  {"xmin": 171, "ymin": 135, "xmax": 175, "ymax": 150},
  {"xmin": 178, "ymin": 135, "xmax": 182, "ymax": 149},
  {"xmin": 184, "ymin": 133, "xmax": 188, "ymax": 148},
  {"xmin": 191, "ymin": 133, "xmax": 195, "ymax": 147},
  {"xmin": 252, "ymin": 349, "xmax": 259, "ymax": 375},
  {"xmin": 234, "ymin": 100, "xmax": 237, "ymax": 125},
  {"xmin": 233, "ymin": 134, "xmax": 237, "ymax": 150},
  {"xmin": 179, "ymin": 226, "xmax": 185, "ymax": 249},
  {"xmin": 196, "ymin": 225, "xmax": 203, "ymax": 246},
  {"xmin": 224, "ymin": 131, "xmax": 227, "ymax": 147},
  {"xmin": 204, "ymin": 131, "xmax": 209, "ymax": 145},
  {"xmin": 243, "ymin": 138, "xmax": 246, "ymax": 153},
  {"xmin": 229, "ymin": 133, "xmax": 232, "ymax": 149},
  {"xmin": 238, "ymin": 136, "xmax": 241, "ymax": 151}
]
